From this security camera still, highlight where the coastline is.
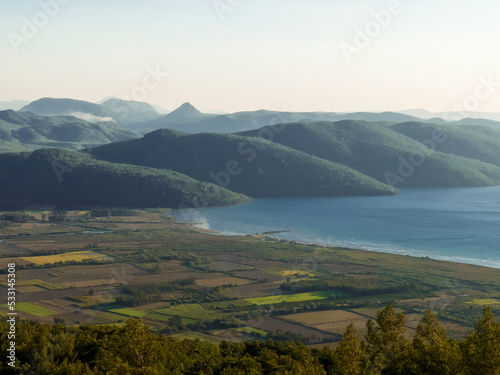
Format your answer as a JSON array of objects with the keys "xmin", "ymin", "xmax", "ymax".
[{"xmin": 172, "ymin": 216, "xmax": 500, "ymax": 270}]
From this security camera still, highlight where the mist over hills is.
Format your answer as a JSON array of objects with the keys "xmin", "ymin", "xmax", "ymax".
[
  {"xmin": 22, "ymin": 98, "xmax": 114, "ymax": 122},
  {"xmin": 0, "ymin": 148, "xmax": 249, "ymax": 210},
  {"xmin": 100, "ymin": 98, "xmax": 163, "ymax": 124},
  {"xmin": 0, "ymin": 110, "xmax": 138, "ymax": 153}
]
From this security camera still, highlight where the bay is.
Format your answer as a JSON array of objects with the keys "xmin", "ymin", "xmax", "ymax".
[{"xmin": 170, "ymin": 187, "xmax": 500, "ymax": 269}]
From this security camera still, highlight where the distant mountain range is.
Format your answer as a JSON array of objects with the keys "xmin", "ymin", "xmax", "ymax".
[
  {"xmin": 2, "ymin": 97, "xmax": 500, "ymax": 209},
  {"xmin": 21, "ymin": 98, "xmax": 164, "ymax": 126},
  {"xmin": 10, "ymin": 97, "xmax": 500, "ymax": 134},
  {"xmin": 400, "ymin": 108, "xmax": 500, "ymax": 123},
  {"xmin": 0, "ymin": 100, "xmax": 30, "ymax": 111}
]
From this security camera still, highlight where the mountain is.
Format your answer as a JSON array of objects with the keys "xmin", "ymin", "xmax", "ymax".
[
  {"xmin": 163, "ymin": 102, "xmax": 204, "ymax": 121},
  {"xmin": 21, "ymin": 97, "xmax": 163, "ymax": 128},
  {"xmin": 90, "ymin": 129, "xmax": 398, "ymax": 198},
  {"xmin": 0, "ymin": 148, "xmax": 249, "ymax": 210},
  {"xmin": 144, "ymin": 108, "xmax": 425, "ymax": 134},
  {"xmin": 22, "ymin": 98, "xmax": 114, "ymax": 122},
  {"xmin": 0, "ymin": 100, "xmax": 30, "ymax": 111},
  {"xmin": 151, "ymin": 104, "xmax": 170, "ymax": 114},
  {"xmin": 100, "ymin": 98, "xmax": 162, "ymax": 123},
  {"xmin": 391, "ymin": 122, "xmax": 500, "ymax": 167},
  {"xmin": 238, "ymin": 121, "xmax": 500, "ymax": 188},
  {"xmin": 453, "ymin": 117, "xmax": 500, "ymax": 128},
  {"xmin": 400, "ymin": 109, "xmax": 500, "ymax": 123},
  {"xmin": 0, "ymin": 110, "xmax": 139, "ymax": 153}
]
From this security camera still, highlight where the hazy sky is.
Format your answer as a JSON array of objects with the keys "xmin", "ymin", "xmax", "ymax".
[{"xmin": 1, "ymin": 0, "xmax": 500, "ymax": 113}]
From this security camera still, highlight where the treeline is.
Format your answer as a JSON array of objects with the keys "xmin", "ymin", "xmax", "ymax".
[
  {"xmin": 90, "ymin": 208, "xmax": 139, "ymax": 218},
  {"xmin": 1, "ymin": 304, "xmax": 500, "ymax": 374},
  {"xmin": 116, "ymin": 279, "xmax": 195, "ymax": 307},
  {"xmin": 280, "ymin": 277, "xmax": 423, "ymax": 297}
]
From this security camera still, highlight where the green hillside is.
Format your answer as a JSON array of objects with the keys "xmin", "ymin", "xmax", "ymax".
[
  {"xmin": 0, "ymin": 149, "xmax": 249, "ymax": 209},
  {"xmin": 239, "ymin": 121, "xmax": 500, "ymax": 188},
  {"xmin": 391, "ymin": 122, "xmax": 500, "ymax": 167},
  {"xmin": 90, "ymin": 129, "xmax": 398, "ymax": 197},
  {"xmin": 0, "ymin": 110, "xmax": 139, "ymax": 153}
]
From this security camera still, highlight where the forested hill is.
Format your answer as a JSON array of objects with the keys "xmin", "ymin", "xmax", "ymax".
[
  {"xmin": 89, "ymin": 129, "xmax": 399, "ymax": 198},
  {"xmin": 391, "ymin": 121, "xmax": 500, "ymax": 167},
  {"xmin": 1, "ymin": 305, "xmax": 499, "ymax": 374},
  {"xmin": 239, "ymin": 121, "xmax": 500, "ymax": 188},
  {"xmin": 0, "ymin": 149, "xmax": 249, "ymax": 210}
]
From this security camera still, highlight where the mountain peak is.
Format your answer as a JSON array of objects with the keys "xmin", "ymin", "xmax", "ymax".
[{"xmin": 165, "ymin": 102, "xmax": 202, "ymax": 121}]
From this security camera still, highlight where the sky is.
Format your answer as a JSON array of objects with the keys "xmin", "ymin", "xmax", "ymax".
[{"xmin": 1, "ymin": 0, "xmax": 500, "ymax": 113}]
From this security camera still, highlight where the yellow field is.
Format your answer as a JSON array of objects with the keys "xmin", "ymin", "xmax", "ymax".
[
  {"xmin": 280, "ymin": 309, "xmax": 368, "ymax": 335},
  {"xmin": 21, "ymin": 251, "xmax": 110, "ymax": 265},
  {"xmin": 466, "ymin": 298, "xmax": 500, "ymax": 305},
  {"xmin": 351, "ymin": 306, "xmax": 404, "ymax": 318},
  {"xmin": 314, "ymin": 319, "xmax": 368, "ymax": 335},
  {"xmin": 279, "ymin": 270, "xmax": 316, "ymax": 277}
]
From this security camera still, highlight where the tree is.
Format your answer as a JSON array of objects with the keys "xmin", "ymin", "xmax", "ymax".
[
  {"xmin": 412, "ymin": 310, "xmax": 463, "ymax": 375},
  {"xmin": 462, "ymin": 306, "xmax": 500, "ymax": 375},
  {"xmin": 333, "ymin": 323, "xmax": 364, "ymax": 375},
  {"xmin": 364, "ymin": 303, "xmax": 413, "ymax": 374}
]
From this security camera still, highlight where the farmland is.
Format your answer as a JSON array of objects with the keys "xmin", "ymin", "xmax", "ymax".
[
  {"xmin": 20, "ymin": 250, "xmax": 111, "ymax": 265},
  {"xmin": 246, "ymin": 290, "xmax": 350, "ymax": 305},
  {"xmin": 1, "ymin": 209, "xmax": 500, "ymax": 345},
  {"xmin": 1, "ymin": 302, "xmax": 56, "ymax": 317}
]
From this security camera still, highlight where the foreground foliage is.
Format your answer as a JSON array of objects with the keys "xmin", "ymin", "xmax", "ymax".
[{"xmin": 1, "ymin": 304, "xmax": 499, "ymax": 374}]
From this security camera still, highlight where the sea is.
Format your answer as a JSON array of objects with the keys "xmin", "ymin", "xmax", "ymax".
[{"xmin": 170, "ymin": 186, "xmax": 500, "ymax": 269}]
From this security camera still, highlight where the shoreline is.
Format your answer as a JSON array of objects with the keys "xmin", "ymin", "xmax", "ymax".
[{"xmin": 174, "ymin": 216, "xmax": 500, "ymax": 270}]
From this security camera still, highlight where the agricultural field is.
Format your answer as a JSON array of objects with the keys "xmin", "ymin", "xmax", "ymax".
[
  {"xmin": 467, "ymin": 298, "xmax": 500, "ymax": 305},
  {"xmin": 4, "ymin": 302, "xmax": 56, "ymax": 317},
  {"xmin": 20, "ymin": 250, "xmax": 112, "ymax": 265},
  {"xmin": 153, "ymin": 304, "xmax": 224, "ymax": 321},
  {"xmin": 0, "ymin": 209, "xmax": 500, "ymax": 345},
  {"xmin": 280, "ymin": 310, "xmax": 368, "ymax": 336},
  {"xmin": 106, "ymin": 306, "xmax": 148, "ymax": 318},
  {"xmin": 246, "ymin": 290, "xmax": 350, "ymax": 305}
]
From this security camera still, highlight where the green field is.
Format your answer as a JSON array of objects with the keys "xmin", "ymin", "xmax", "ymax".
[
  {"xmin": 246, "ymin": 290, "xmax": 349, "ymax": 305},
  {"xmin": 153, "ymin": 304, "xmax": 224, "ymax": 321},
  {"xmin": 1, "ymin": 279, "xmax": 59, "ymax": 290},
  {"xmin": 233, "ymin": 327, "xmax": 268, "ymax": 336},
  {"xmin": 107, "ymin": 307, "xmax": 148, "ymax": 318},
  {"xmin": 146, "ymin": 313, "xmax": 197, "ymax": 325},
  {"xmin": 5, "ymin": 302, "xmax": 56, "ymax": 317}
]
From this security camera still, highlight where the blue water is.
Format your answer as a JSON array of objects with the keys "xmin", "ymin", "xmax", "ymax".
[{"xmin": 170, "ymin": 187, "xmax": 500, "ymax": 269}]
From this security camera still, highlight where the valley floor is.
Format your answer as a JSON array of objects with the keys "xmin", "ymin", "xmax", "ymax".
[{"xmin": 1, "ymin": 209, "xmax": 499, "ymax": 345}]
